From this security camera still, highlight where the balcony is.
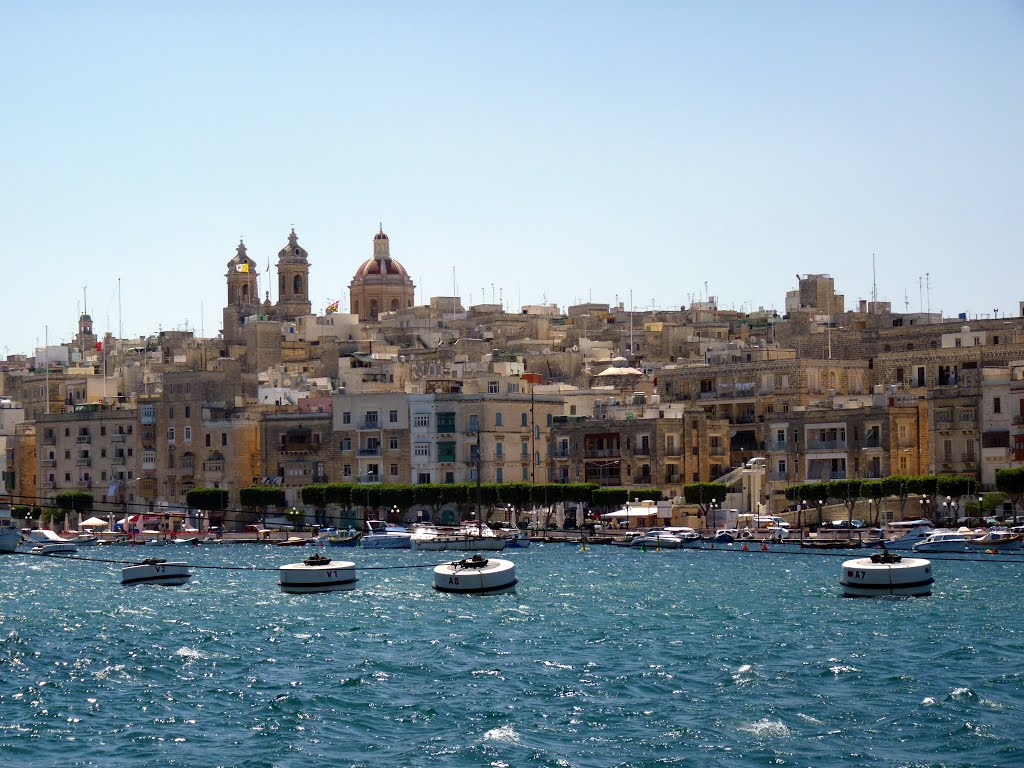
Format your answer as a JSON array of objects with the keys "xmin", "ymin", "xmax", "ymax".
[
  {"xmin": 358, "ymin": 420, "xmax": 382, "ymax": 431},
  {"xmin": 633, "ymin": 446, "xmax": 651, "ymax": 457},
  {"xmin": 664, "ymin": 447, "xmax": 681, "ymax": 456},
  {"xmin": 76, "ymin": 457, "xmax": 92, "ymax": 466},
  {"xmin": 76, "ymin": 435, "xmax": 91, "ymax": 444},
  {"xmin": 41, "ymin": 459, "xmax": 56, "ymax": 467},
  {"xmin": 358, "ymin": 447, "xmax": 381, "ymax": 457},
  {"xmin": 767, "ymin": 471, "xmax": 788, "ymax": 481},
  {"xmin": 357, "ymin": 475, "xmax": 382, "ymax": 484},
  {"xmin": 41, "ymin": 436, "xmax": 56, "ymax": 446},
  {"xmin": 766, "ymin": 441, "xmax": 788, "ymax": 452},
  {"xmin": 111, "ymin": 456, "xmax": 126, "ymax": 465},
  {"xmin": 111, "ymin": 434, "xmax": 126, "ymax": 443},
  {"xmin": 551, "ymin": 449, "xmax": 571, "ymax": 459},
  {"xmin": 863, "ymin": 469, "xmax": 883, "ymax": 479},
  {"xmin": 806, "ymin": 440, "xmax": 848, "ymax": 451},
  {"xmin": 710, "ymin": 447, "xmax": 727, "ymax": 457},
  {"xmin": 584, "ymin": 448, "xmax": 621, "ymax": 459},
  {"xmin": 1013, "ymin": 415, "xmax": 1024, "ymax": 426},
  {"xmin": 77, "ymin": 479, "xmax": 92, "ymax": 488},
  {"xmin": 665, "ymin": 473, "xmax": 682, "ymax": 485}
]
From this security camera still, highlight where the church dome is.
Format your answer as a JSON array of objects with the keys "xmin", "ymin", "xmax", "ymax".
[{"xmin": 353, "ymin": 256, "xmax": 409, "ymax": 278}]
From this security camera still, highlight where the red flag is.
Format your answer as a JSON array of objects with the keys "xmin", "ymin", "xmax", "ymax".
[{"xmin": 96, "ymin": 341, "xmax": 102, "ymax": 351}]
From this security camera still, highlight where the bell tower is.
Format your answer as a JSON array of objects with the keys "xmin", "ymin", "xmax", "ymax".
[
  {"xmin": 274, "ymin": 228, "xmax": 312, "ymax": 321},
  {"xmin": 223, "ymin": 239, "xmax": 259, "ymax": 344}
]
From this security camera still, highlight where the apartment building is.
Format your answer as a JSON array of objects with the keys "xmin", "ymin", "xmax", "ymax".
[{"xmin": 331, "ymin": 392, "xmax": 411, "ymax": 485}]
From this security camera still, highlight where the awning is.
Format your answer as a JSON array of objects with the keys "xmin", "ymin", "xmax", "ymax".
[
  {"xmin": 81, "ymin": 517, "xmax": 108, "ymax": 527},
  {"xmin": 601, "ymin": 509, "xmax": 658, "ymax": 518}
]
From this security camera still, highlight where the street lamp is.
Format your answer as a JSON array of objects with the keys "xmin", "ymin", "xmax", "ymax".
[
  {"xmin": 391, "ymin": 505, "xmax": 400, "ymax": 524},
  {"xmin": 867, "ymin": 498, "xmax": 875, "ymax": 528}
]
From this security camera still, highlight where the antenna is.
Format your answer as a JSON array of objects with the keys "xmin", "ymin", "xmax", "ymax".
[
  {"xmin": 925, "ymin": 272, "xmax": 931, "ymax": 318},
  {"xmin": 871, "ymin": 253, "xmax": 877, "ymax": 304}
]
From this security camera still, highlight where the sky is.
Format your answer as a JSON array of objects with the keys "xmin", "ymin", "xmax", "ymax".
[{"xmin": 2, "ymin": 1, "xmax": 1022, "ymax": 357}]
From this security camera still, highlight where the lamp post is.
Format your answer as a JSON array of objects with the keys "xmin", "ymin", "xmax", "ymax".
[
  {"xmin": 817, "ymin": 498, "xmax": 824, "ymax": 530},
  {"xmin": 919, "ymin": 498, "xmax": 926, "ymax": 522},
  {"xmin": 867, "ymin": 498, "xmax": 875, "ymax": 528},
  {"xmin": 391, "ymin": 505, "xmax": 400, "ymax": 524},
  {"xmin": 710, "ymin": 498, "xmax": 719, "ymax": 531}
]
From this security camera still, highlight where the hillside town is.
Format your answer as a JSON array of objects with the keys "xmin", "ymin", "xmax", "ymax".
[{"xmin": 2, "ymin": 226, "xmax": 1024, "ymax": 527}]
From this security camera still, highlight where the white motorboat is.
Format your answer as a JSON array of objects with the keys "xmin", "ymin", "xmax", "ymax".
[
  {"xmin": 360, "ymin": 520, "xmax": 413, "ymax": 549},
  {"xmin": 27, "ymin": 529, "xmax": 71, "ymax": 544},
  {"xmin": 31, "ymin": 542, "xmax": 78, "ymax": 556},
  {"xmin": 865, "ymin": 524, "xmax": 934, "ymax": 551},
  {"xmin": 66, "ymin": 533, "xmax": 100, "ymax": 546},
  {"xmin": 121, "ymin": 558, "xmax": 192, "ymax": 586},
  {"xmin": 630, "ymin": 528, "xmax": 685, "ymax": 549},
  {"xmin": 0, "ymin": 514, "xmax": 21, "ymax": 553},
  {"xmin": 912, "ymin": 530, "xmax": 969, "ymax": 553},
  {"xmin": 407, "ymin": 522, "xmax": 440, "ymax": 547}
]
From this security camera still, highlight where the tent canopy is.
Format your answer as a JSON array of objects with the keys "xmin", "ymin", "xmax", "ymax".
[
  {"xmin": 601, "ymin": 509, "xmax": 658, "ymax": 518},
  {"xmin": 80, "ymin": 517, "xmax": 108, "ymax": 527}
]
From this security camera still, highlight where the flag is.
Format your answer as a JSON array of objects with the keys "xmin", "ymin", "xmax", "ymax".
[
  {"xmin": 326, "ymin": 300, "xmax": 339, "ymax": 314},
  {"xmin": 235, "ymin": 262, "xmax": 250, "ymax": 273},
  {"xmin": 96, "ymin": 341, "xmax": 102, "ymax": 351}
]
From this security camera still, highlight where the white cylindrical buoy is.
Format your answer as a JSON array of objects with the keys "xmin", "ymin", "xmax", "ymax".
[
  {"xmin": 433, "ymin": 554, "xmax": 517, "ymax": 594},
  {"xmin": 121, "ymin": 558, "xmax": 192, "ymax": 586},
  {"xmin": 279, "ymin": 553, "xmax": 357, "ymax": 593},
  {"xmin": 839, "ymin": 551, "xmax": 933, "ymax": 597}
]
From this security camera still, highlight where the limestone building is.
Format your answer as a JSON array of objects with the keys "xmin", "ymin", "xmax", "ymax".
[{"xmin": 348, "ymin": 226, "xmax": 415, "ymax": 320}]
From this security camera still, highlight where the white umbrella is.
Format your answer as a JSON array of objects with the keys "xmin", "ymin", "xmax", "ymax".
[{"xmin": 80, "ymin": 517, "xmax": 108, "ymax": 528}]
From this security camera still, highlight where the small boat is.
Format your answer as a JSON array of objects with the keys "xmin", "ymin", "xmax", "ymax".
[
  {"xmin": 630, "ymin": 528, "xmax": 685, "ymax": 549},
  {"xmin": 275, "ymin": 536, "xmax": 307, "ymax": 547},
  {"xmin": 407, "ymin": 522, "xmax": 441, "ymax": 548},
  {"xmin": 361, "ymin": 520, "xmax": 413, "ymax": 549},
  {"xmin": 433, "ymin": 555, "xmax": 517, "ymax": 594},
  {"xmin": 864, "ymin": 524, "xmax": 934, "ymax": 551},
  {"xmin": 491, "ymin": 522, "xmax": 531, "ymax": 549},
  {"xmin": 279, "ymin": 553, "xmax": 357, "ymax": 593},
  {"xmin": 913, "ymin": 531, "xmax": 969, "ymax": 553},
  {"xmin": 172, "ymin": 537, "xmax": 201, "ymax": 545},
  {"xmin": 708, "ymin": 528, "xmax": 738, "ymax": 544},
  {"xmin": 31, "ymin": 542, "xmax": 78, "ymax": 556},
  {"xmin": 27, "ymin": 529, "xmax": 72, "ymax": 545},
  {"xmin": 801, "ymin": 539, "xmax": 861, "ymax": 550},
  {"xmin": 839, "ymin": 551, "xmax": 933, "ymax": 597},
  {"xmin": 66, "ymin": 532, "xmax": 100, "ymax": 546},
  {"xmin": 412, "ymin": 523, "xmax": 506, "ymax": 552},
  {"xmin": 0, "ymin": 515, "xmax": 21, "ymax": 554},
  {"xmin": 966, "ymin": 529, "xmax": 1022, "ymax": 552},
  {"xmin": 325, "ymin": 532, "xmax": 362, "ymax": 548},
  {"xmin": 121, "ymin": 558, "xmax": 192, "ymax": 586}
]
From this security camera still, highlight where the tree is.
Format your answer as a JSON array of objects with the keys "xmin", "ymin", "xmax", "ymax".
[
  {"xmin": 591, "ymin": 487, "xmax": 629, "ymax": 510},
  {"xmin": 881, "ymin": 475, "xmax": 913, "ymax": 520},
  {"xmin": 186, "ymin": 487, "xmax": 228, "ymax": 531},
  {"xmin": 996, "ymin": 467, "xmax": 1024, "ymax": 517},
  {"xmin": 907, "ymin": 475, "xmax": 939, "ymax": 520},
  {"xmin": 413, "ymin": 484, "xmax": 446, "ymax": 521},
  {"xmin": 682, "ymin": 482, "xmax": 730, "ymax": 525},
  {"xmin": 859, "ymin": 480, "xmax": 885, "ymax": 526},
  {"xmin": 285, "ymin": 507, "xmax": 305, "ymax": 531},
  {"xmin": 239, "ymin": 486, "xmax": 286, "ymax": 529},
  {"xmin": 54, "ymin": 491, "xmax": 94, "ymax": 513},
  {"xmin": 827, "ymin": 479, "xmax": 862, "ymax": 532},
  {"xmin": 10, "ymin": 504, "xmax": 29, "ymax": 520}
]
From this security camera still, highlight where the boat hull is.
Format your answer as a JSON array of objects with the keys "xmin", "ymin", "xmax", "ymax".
[
  {"xmin": 413, "ymin": 536, "xmax": 505, "ymax": 552},
  {"xmin": 325, "ymin": 534, "xmax": 362, "ymax": 547},
  {"xmin": 0, "ymin": 527, "xmax": 21, "ymax": 553},
  {"xmin": 31, "ymin": 543, "xmax": 77, "ymax": 556},
  {"xmin": 361, "ymin": 534, "xmax": 412, "ymax": 549}
]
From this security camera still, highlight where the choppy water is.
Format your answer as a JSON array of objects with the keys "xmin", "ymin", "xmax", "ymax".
[{"xmin": 2, "ymin": 543, "xmax": 1023, "ymax": 767}]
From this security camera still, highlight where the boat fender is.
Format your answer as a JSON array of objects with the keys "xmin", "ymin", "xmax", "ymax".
[
  {"xmin": 760, "ymin": 543, "xmax": 768, "ymax": 552},
  {"xmin": 741, "ymin": 544, "xmax": 749, "ymax": 551}
]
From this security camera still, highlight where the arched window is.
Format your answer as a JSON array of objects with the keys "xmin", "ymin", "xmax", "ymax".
[
  {"xmin": 279, "ymin": 275, "xmax": 286, "ymax": 296},
  {"xmin": 390, "ymin": 298, "xmax": 399, "ymax": 311},
  {"xmin": 293, "ymin": 275, "xmax": 303, "ymax": 295},
  {"xmin": 241, "ymin": 285, "xmax": 249, "ymax": 301},
  {"xmin": 370, "ymin": 299, "xmax": 378, "ymax": 317}
]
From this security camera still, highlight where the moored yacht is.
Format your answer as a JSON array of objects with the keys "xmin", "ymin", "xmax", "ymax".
[
  {"xmin": 912, "ymin": 530, "xmax": 969, "ymax": 553},
  {"xmin": 361, "ymin": 520, "xmax": 412, "ymax": 549},
  {"xmin": 0, "ymin": 512, "xmax": 22, "ymax": 553}
]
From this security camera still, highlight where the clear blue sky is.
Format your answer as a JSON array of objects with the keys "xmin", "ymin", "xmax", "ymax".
[{"xmin": 2, "ymin": 1, "xmax": 1022, "ymax": 356}]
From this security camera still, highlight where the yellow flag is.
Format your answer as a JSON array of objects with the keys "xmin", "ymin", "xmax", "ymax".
[{"xmin": 235, "ymin": 263, "xmax": 249, "ymax": 273}]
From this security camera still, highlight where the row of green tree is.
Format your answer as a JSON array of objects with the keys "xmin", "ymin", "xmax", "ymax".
[{"xmin": 783, "ymin": 470, "xmax": 1024, "ymax": 527}]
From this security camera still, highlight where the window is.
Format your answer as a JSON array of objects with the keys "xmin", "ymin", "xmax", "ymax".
[
  {"xmin": 365, "ymin": 410, "xmax": 379, "ymax": 427},
  {"xmin": 222, "ymin": 433, "xmax": 227, "ymax": 446},
  {"xmin": 343, "ymin": 464, "xmax": 352, "ymax": 477},
  {"xmin": 390, "ymin": 434, "xmax": 399, "ymax": 450},
  {"xmin": 521, "ymin": 442, "xmax": 529, "ymax": 457},
  {"xmin": 778, "ymin": 459, "xmax": 787, "ymax": 473},
  {"xmin": 521, "ymin": 413, "xmax": 528, "ymax": 427},
  {"xmin": 167, "ymin": 427, "xmax": 175, "ymax": 442},
  {"xmin": 488, "ymin": 381, "xmax": 499, "ymax": 394},
  {"xmin": 342, "ymin": 435, "xmax": 352, "ymax": 451},
  {"xmin": 184, "ymin": 426, "xmax": 192, "ymax": 442},
  {"xmin": 342, "ymin": 411, "xmax": 351, "ymax": 425},
  {"xmin": 389, "ymin": 409, "xmax": 398, "ymax": 424},
  {"xmin": 414, "ymin": 443, "xmax": 430, "ymax": 457},
  {"xmin": 413, "ymin": 414, "xmax": 429, "ymax": 428},
  {"xmin": 522, "ymin": 466, "xmax": 529, "ymax": 480},
  {"xmin": 205, "ymin": 434, "xmax": 211, "ymax": 447},
  {"xmin": 445, "ymin": 472, "xmax": 455, "ymax": 484},
  {"xmin": 436, "ymin": 412, "xmax": 456, "ymax": 433},
  {"xmin": 496, "ymin": 442, "xmax": 504, "ymax": 458},
  {"xmin": 390, "ymin": 463, "xmax": 399, "ymax": 477},
  {"xmin": 65, "ymin": 450, "xmax": 70, "ymax": 459},
  {"xmin": 100, "ymin": 426, "xmax": 106, "ymax": 436},
  {"xmin": 185, "ymin": 406, "xmax": 191, "ymax": 418},
  {"xmin": 169, "ymin": 406, "xmax": 174, "ymax": 419},
  {"xmin": 437, "ymin": 441, "xmax": 457, "ymax": 462},
  {"xmin": 468, "ymin": 414, "xmax": 479, "ymax": 433},
  {"xmin": 495, "ymin": 412, "xmax": 503, "ymax": 427},
  {"xmin": 547, "ymin": 414, "xmax": 553, "ymax": 426},
  {"xmin": 994, "ymin": 397, "xmax": 1002, "ymax": 414},
  {"xmin": 496, "ymin": 467, "xmax": 503, "ymax": 482}
]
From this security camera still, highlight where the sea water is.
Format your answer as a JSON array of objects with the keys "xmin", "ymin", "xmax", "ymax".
[{"xmin": 1, "ymin": 544, "xmax": 1023, "ymax": 767}]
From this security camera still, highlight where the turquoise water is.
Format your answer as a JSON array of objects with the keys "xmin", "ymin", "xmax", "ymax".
[{"xmin": 2, "ymin": 544, "xmax": 1023, "ymax": 767}]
